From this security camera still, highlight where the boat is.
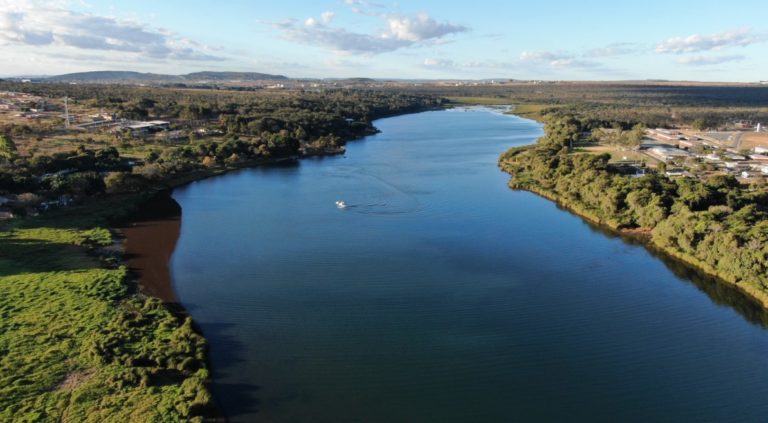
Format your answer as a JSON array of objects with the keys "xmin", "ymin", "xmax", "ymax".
[{"xmin": 335, "ymin": 200, "xmax": 347, "ymax": 209}]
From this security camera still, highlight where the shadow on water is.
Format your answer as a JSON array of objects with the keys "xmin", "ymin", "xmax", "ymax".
[
  {"xmin": 196, "ymin": 321, "xmax": 263, "ymax": 418},
  {"xmin": 574, "ymin": 207, "xmax": 768, "ymax": 328},
  {"xmin": 122, "ymin": 192, "xmax": 262, "ymax": 420}
]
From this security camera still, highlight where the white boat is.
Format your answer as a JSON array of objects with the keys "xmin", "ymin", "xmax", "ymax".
[{"xmin": 335, "ymin": 200, "xmax": 347, "ymax": 209}]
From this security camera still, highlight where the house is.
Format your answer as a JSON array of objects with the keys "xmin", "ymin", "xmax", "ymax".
[
  {"xmin": 645, "ymin": 146, "xmax": 691, "ymax": 162},
  {"xmin": 649, "ymin": 128, "xmax": 683, "ymax": 141},
  {"xmin": 39, "ymin": 195, "xmax": 73, "ymax": 211},
  {"xmin": 120, "ymin": 120, "xmax": 170, "ymax": 136},
  {"xmin": 753, "ymin": 146, "xmax": 768, "ymax": 154},
  {"xmin": 0, "ymin": 208, "xmax": 14, "ymax": 220},
  {"xmin": 741, "ymin": 171, "xmax": 761, "ymax": 179}
]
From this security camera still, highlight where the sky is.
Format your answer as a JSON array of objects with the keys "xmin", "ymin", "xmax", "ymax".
[{"xmin": 1, "ymin": 0, "xmax": 767, "ymax": 81}]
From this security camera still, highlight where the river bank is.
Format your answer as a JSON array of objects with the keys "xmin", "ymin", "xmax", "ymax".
[
  {"xmin": 163, "ymin": 107, "xmax": 768, "ymax": 422},
  {"xmin": 501, "ymin": 113, "xmax": 768, "ymax": 311},
  {"xmin": 115, "ymin": 104, "xmax": 768, "ymax": 422},
  {"xmin": 0, "ymin": 96, "xmax": 448, "ymax": 421}
]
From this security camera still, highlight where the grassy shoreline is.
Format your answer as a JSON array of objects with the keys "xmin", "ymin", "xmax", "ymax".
[{"xmin": 0, "ymin": 199, "xmax": 216, "ymax": 421}]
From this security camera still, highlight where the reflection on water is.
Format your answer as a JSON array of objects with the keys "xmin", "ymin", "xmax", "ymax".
[
  {"xmin": 575, "ymin": 214, "xmax": 768, "ymax": 327},
  {"xmin": 168, "ymin": 109, "xmax": 768, "ymax": 422}
]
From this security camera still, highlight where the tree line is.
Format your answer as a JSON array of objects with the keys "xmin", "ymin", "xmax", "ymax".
[{"xmin": 501, "ymin": 114, "xmax": 768, "ymax": 301}]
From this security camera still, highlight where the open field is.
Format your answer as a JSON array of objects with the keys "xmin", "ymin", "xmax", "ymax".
[{"xmin": 738, "ymin": 132, "xmax": 768, "ymax": 151}]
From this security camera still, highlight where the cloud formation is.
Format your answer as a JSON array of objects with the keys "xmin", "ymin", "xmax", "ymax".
[
  {"xmin": 519, "ymin": 51, "xmax": 599, "ymax": 68},
  {"xmin": 275, "ymin": 12, "xmax": 466, "ymax": 54},
  {"xmin": 585, "ymin": 42, "xmax": 640, "ymax": 58},
  {"xmin": 0, "ymin": 1, "xmax": 223, "ymax": 61},
  {"xmin": 677, "ymin": 55, "xmax": 744, "ymax": 66},
  {"xmin": 655, "ymin": 28, "xmax": 763, "ymax": 54},
  {"xmin": 422, "ymin": 57, "xmax": 455, "ymax": 68}
]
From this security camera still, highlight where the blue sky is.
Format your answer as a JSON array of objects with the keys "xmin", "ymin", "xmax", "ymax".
[{"xmin": 1, "ymin": 0, "xmax": 767, "ymax": 81}]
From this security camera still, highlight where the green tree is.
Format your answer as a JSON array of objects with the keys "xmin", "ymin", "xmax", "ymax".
[
  {"xmin": 0, "ymin": 135, "xmax": 17, "ymax": 160},
  {"xmin": 626, "ymin": 123, "xmax": 646, "ymax": 146},
  {"xmin": 692, "ymin": 118, "xmax": 708, "ymax": 131}
]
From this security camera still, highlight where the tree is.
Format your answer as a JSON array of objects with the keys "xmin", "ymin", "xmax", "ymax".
[
  {"xmin": 0, "ymin": 135, "xmax": 17, "ymax": 161},
  {"xmin": 626, "ymin": 123, "xmax": 646, "ymax": 146},
  {"xmin": 104, "ymin": 172, "xmax": 146, "ymax": 193},
  {"xmin": 692, "ymin": 118, "xmax": 708, "ymax": 131},
  {"xmin": 201, "ymin": 156, "xmax": 216, "ymax": 168}
]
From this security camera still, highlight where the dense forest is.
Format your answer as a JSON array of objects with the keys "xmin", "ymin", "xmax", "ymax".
[
  {"xmin": 500, "ymin": 114, "xmax": 768, "ymax": 305},
  {"xmin": 0, "ymin": 83, "xmax": 443, "ymax": 201}
]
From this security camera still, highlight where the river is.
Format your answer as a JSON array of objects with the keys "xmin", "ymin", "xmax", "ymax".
[{"xmin": 165, "ymin": 108, "xmax": 768, "ymax": 422}]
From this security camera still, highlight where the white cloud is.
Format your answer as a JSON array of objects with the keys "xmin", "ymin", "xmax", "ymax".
[
  {"xmin": 585, "ymin": 42, "xmax": 640, "ymax": 58},
  {"xmin": 520, "ymin": 51, "xmax": 599, "ymax": 68},
  {"xmin": 344, "ymin": 0, "xmax": 386, "ymax": 16},
  {"xmin": 422, "ymin": 57, "xmax": 454, "ymax": 68},
  {"xmin": 320, "ymin": 11, "xmax": 335, "ymax": 24},
  {"xmin": 275, "ymin": 12, "xmax": 466, "ymax": 55},
  {"xmin": 0, "ymin": 0, "xmax": 223, "ymax": 61},
  {"xmin": 656, "ymin": 28, "xmax": 763, "ymax": 54},
  {"xmin": 384, "ymin": 14, "xmax": 466, "ymax": 42},
  {"xmin": 677, "ymin": 55, "xmax": 744, "ymax": 66}
]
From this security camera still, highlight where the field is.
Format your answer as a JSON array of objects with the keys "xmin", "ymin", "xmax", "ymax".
[
  {"xmin": 738, "ymin": 132, "xmax": 768, "ymax": 151},
  {"xmin": 0, "ymin": 199, "xmax": 214, "ymax": 422}
]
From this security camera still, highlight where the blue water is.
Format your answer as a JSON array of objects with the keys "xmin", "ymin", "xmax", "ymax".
[{"xmin": 171, "ymin": 108, "xmax": 768, "ymax": 422}]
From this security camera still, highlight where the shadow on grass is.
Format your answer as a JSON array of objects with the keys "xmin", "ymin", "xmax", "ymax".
[{"xmin": 0, "ymin": 237, "xmax": 92, "ymax": 277}]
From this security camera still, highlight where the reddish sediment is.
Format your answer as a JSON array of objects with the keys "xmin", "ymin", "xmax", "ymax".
[{"xmin": 119, "ymin": 192, "xmax": 181, "ymax": 303}]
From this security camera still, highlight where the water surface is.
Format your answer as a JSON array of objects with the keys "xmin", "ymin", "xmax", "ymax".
[{"xmin": 171, "ymin": 108, "xmax": 768, "ymax": 422}]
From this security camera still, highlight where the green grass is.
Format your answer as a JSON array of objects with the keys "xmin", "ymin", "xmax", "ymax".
[
  {"xmin": 509, "ymin": 104, "xmax": 551, "ymax": 122},
  {"xmin": 446, "ymin": 97, "xmax": 550, "ymax": 122},
  {"xmin": 446, "ymin": 96, "xmax": 513, "ymax": 106},
  {"xmin": 0, "ymin": 202, "xmax": 213, "ymax": 422}
]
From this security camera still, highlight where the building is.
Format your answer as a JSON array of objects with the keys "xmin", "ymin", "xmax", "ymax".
[
  {"xmin": 76, "ymin": 119, "xmax": 118, "ymax": 130},
  {"xmin": 0, "ymin": 208, "xmax": 14, "ymax": 220},
  {"xmin": 120, "ymin": 120, "xmax": 170, "ymax": 136},
  {"xmin": 648, "ymin": 128, "xmax": 683, "ymax": 141},
  {"xmin": 645, "ymin": 146, "xmax": 691, "ymax": 162}
]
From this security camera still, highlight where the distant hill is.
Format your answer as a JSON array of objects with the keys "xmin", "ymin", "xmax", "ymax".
[
  {"xmin": 184, "ymin": 71, "xmax": 287, "ymax": 81},
  {"xmin": 46, "ymin": 71, "xmax": 179, "ymax": 82},
  {"xmin": 45, "ymin": 70, "xmax": 288, "ymax": 83}
]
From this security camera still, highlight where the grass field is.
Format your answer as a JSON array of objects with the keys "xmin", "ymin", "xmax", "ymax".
[
  {"xmin": 509, "ymin": 104, "xmax": 550, "ymax": 122},
  {"xmin": 446, "ymin": 96, "xmax": 513, "ymax": 106},
  {"xmin": 0, "ymin": 199, "xmax": 213, "ymax": 422}
]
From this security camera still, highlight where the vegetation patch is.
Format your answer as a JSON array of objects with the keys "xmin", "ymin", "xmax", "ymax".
[
  {"xmin": 0, "ymin": 213, "xmax": 214, "ymax": 422},
  {"xmin": 501, "ymin": 113, "xmax": 768, "ymax": 307}
]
